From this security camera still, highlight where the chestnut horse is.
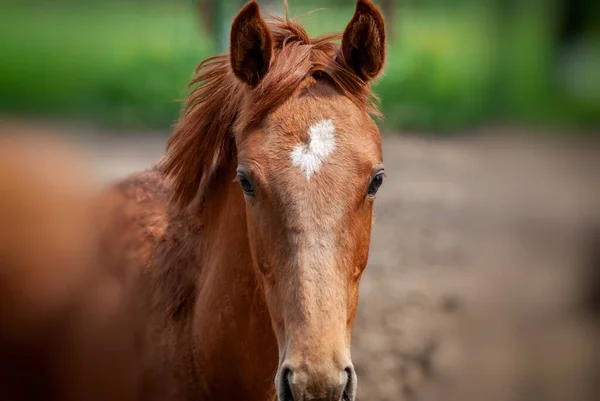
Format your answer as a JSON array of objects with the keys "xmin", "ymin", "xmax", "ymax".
[{"xmin": 113, "ymin": 1, "xmax": 386, "ymax": 401}]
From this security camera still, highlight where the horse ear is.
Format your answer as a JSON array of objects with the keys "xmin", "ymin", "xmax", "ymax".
[
  {"xmin": 230, "ymin": 1, "xmax": 273, "ymax": 87},
  {"xmin": 341, "ymin": 0, "xmax": 386, "ymax": 81}
]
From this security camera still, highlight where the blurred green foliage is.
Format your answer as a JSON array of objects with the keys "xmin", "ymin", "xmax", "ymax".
[{"xmin": 0, "ymin": 0, "xmax": 598, "ymax": 133}]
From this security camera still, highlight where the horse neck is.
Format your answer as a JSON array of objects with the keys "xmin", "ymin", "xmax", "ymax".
[{"xmin": 186, "ymin": 164, "xmax": 278, "ymax": 400}]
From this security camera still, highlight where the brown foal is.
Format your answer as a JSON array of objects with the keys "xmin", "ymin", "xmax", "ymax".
[{"xmin": 113, "ymin": 1, "xmax": 387, "ymax": 400}]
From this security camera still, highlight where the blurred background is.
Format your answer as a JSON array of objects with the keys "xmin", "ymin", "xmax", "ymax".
[
  {"xmin": 0, "ymin": 1, "xmax": 599, "ymax": 401},
  {"xmin": 0, "ymin": 0, "xmax": 598, "ymax": 133}
]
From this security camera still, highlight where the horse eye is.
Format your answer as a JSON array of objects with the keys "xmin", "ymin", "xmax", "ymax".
[
  {"xmin": 367, "ymin": 172, "xmax": 384, "ymax": 197},
  {"xmin": 237, "ymin": 173, "xmax": 255, "ymax": 196}
]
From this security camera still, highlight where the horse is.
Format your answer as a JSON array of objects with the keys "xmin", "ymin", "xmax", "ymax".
[
  {"xmin": 0, "ymin": 131, "xmax": 152, "ymax": 401},
  {"xmin": 108, "ymin": 1, "xmax": 387, "ymax": 400}
]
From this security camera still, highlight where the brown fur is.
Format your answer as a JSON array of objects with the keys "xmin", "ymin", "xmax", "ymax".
[
  {"xmin": 342, "ymin": 0, "xmax": 387, "ymax": 80},
  {"xmin": 131, "ymin": 1, "xmax": 386, "ymax": 400},
  {"xmin": 160, "ymin": 0, "xmax": 384, "ymax": 208},
  {"xmin": 230, "ymin": 1, "xmax": 273, "ymax": 87},
  {"xmin": 0, "ymin": 134, "xmax": 161, "ymax": 401},
  {"xmin": 0, "ymin": 2, "xmax": 387, "ymax": 401}
]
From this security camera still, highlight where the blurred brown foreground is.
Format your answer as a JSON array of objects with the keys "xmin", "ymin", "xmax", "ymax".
[
  {"xmin": 0, "ymin": 122, "xmax": 158, "ymax": 401},
  {"xmin": 0, "ymin": 121, "xmax": 598, "ymax": 401}
]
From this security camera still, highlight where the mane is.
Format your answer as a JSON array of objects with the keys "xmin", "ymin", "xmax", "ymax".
[{"xmin": 160, "ymin": 13, "xmax": 380, "ymax": 208}]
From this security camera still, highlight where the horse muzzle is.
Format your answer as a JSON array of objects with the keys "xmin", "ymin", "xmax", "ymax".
[{"xmin": 276, "ymin": 362, "xmax": 356, "ymax": 401}]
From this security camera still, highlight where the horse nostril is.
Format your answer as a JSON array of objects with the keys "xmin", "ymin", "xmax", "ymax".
[
  {"xmin": 279, "ymin": 367, "xmax": 294, "ymax": 401},
  {"xmin": 278, "ymin": 364, "xmax": 355, "ymax": 401},
  {"xmin": 342, "ymin": 366, "xmax": 356, "ymax": 401}
]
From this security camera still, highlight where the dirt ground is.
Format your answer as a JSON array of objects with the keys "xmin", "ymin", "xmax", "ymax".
[{"xmin": 3, "ymin": 122, "xmax": 599, "ymax": 401}]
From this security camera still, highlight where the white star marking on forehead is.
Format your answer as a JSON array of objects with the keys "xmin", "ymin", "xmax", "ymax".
[{"xmin": 290, "ymin": 119, "xmax": 337, "ymax": 180}]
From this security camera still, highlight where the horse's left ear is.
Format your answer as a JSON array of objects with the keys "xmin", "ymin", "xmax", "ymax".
[
  {"xmin": 230, "ymin": 1, "xmax": 273, "ymax": 87},
  {"xmin": 341, "ymin": 0, "xmax": 386, "ymax": 81}
]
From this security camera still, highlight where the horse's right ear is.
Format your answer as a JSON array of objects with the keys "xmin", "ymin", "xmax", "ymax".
[{"xmin": 230, "ymin": 1, "xmax": 273, "ymax": 87}]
